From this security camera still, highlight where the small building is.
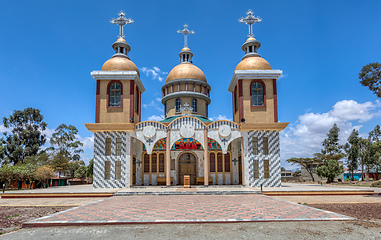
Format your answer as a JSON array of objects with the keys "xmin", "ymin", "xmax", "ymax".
[{"xmin": 300, "ymin": 161, "xmax": 344, "ymax": 182}]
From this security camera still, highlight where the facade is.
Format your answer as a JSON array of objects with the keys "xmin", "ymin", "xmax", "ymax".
[{"xmin": 85, "ymin": 11, "xmax": 288, "ymax": 188}]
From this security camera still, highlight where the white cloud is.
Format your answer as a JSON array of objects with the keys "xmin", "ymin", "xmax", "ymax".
[
  {"xmin": 147, "ymin": 115, "xmax": 164, "ymax": 121},
  {"xmin": 279, "ymin": 73, "xmax": 288, "ymax": 79},
  {"xmin": 142, "ymin": 99, "xmax": 163, "ymax": 112},
  {"xmin": 141, "ymin": 67, "xmax": 168, "ymax": 82},
  {"xmin": 209, "ymin": 115, "xmax": 232, "ymax": 121},
  {"xmin": 0, "ymin": 125, "xmax": 12, "ymax": 134},
  {"xmin": 280, "ymin": 99, "xmax": 381, "ymax": 171}
]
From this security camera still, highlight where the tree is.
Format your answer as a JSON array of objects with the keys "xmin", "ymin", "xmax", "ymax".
[
  {"xmin": 358, "ymin": 138, "xmax": 370, "ymax": 181},
  {"xmin": 281, "ymin": 167, "xmax": 286, "ymax": 171},
  {"xmin": 0, "ymin": 165, "xmax": 18, "ymax": 188},
  {"xmin": 344, "ymin": 129, "xmax": 360, "ymax": 180},
  {"xmin": 67, "ymin": 160, "xmax": 85, "ymax": 179},
  {"xmin": 87, "ymin": 158, "xmax": 94, "ymax": 179},
  {"xmin": 315, "ymin": 124, "xmax": 345, "ymax": 183},
  {"xmin": 359, "ymin": 62, "xmax": 381, "ymax": 98},
  {"xmin": 293, "ymin": 170, "xmax": 301, "ymax": 177},
  {"xmin": 49, "ymin": 124, "xmax": 83, "ymax": 177},
  {"xmin": 35, "ymin": 165, "xmax": 54, "ymax": 188},
  {"xmin": 286, "ymin": 157, "xmax": 319, "ymax": 181},
  {"xmin": 50, "ymin": 151, "xmax": 70, "ymax": 178},
  {"xmin": 14, "ymin": 163, "xmax": 37, "ymax": 188},
  {"xmin": 2, "ymin": 108, "xmax": 47, "ymax": 165},
  {"xmin": 315, "ymin": 159, "xmax": 344, "ymax": 183},
  {"xmin": 322, "ymin": 124, "xmax": 342, "ymax": 157},
  {"xmin": 74, "ymin": 165, "xmax": 87, "ymax": 180},
  {"xmin": 367, "ymin": 125, "xmax": 381, "ymax": 180}
]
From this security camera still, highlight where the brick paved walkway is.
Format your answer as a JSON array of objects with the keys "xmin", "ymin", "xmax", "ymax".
[{"xmin": 24, "ymin": 195, "xmax": 353, "ymax": 227}]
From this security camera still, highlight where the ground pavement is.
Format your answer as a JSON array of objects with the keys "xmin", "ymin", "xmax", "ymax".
[{"xmin": 23, "ymin": 195, "xmax": 353, "ymax": 227}]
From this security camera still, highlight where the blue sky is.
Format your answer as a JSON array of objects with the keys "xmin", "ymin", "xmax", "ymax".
[{"xmin": 1, "ymin": 1, "xmax": 380, "ymax": 169}]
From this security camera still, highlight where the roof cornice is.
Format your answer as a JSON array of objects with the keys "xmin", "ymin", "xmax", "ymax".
[
  {"xmin": 228, "ymin": 70, "xmax": 282, "ymax": 93},
  {"xmin": 91, "ymin": 71, "xmax": 145, "ymax": 93}
]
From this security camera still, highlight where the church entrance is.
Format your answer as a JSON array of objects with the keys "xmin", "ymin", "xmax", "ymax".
[{"xmin": 178, "ymin": 152, "xmax": 197, "ymax": 185}]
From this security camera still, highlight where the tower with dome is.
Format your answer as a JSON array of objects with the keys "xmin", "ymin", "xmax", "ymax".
[{"xmin": 85, "ymin": 10, "xmax": 288, "ymax": 188}]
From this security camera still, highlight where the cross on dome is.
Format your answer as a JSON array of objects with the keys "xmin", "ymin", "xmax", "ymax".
[
  {"xmin": 239, "ymin": 10, "xmax": 262, "ymax": 38},
  {"xmin": 110, "ymin": 11, "xmax": 134, "ymax": 39},
  {"xmin": 177, "ymin": 24, "xmax": 194, "ymax": 48}
]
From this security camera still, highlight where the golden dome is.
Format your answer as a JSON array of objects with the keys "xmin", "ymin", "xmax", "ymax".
[
  {"xmin": 235, "ymin": 56, "xmax": 272, "ymax": 71},
  {"xmin": 101, "ymin": 56, "xmax": 139, "ymax": 74},
  {"xmin": 246, "ymin": 37, "xmax": 256, "ymax": 42},
  {"xmin": 116, "ymin": 37, "xmax": 126, "ymax": 42},
  {"xmin": 181, "ymin": 47, "xmax": 191, "ymax": 52},
  {"xmin": 166, "ymin": 63, "xmax": 206, "ymax": 83}
]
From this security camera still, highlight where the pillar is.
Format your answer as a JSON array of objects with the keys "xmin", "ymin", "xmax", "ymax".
[
  {"xmin": 241, "ymin": 138, "xmax": 245, "ymax": 186},
  {"xmin": 204, "ymin": 129, "xmax": 209, "ymax": 186},
  {"xmin": 130, "ymin": 137, "xmax": 133, "ymax": 187},
  {"xmin": 166, "ymin": 130, "xmax": 171, "ymax": 186}
]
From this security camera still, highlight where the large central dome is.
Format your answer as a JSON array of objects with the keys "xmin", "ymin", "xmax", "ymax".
[{"xmin": 166, "ymin": 63, "xmax": 206, "ymax": 83}]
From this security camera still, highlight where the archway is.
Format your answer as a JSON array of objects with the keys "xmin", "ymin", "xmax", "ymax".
[{"xmin": 178, "ymin": 152, "xmax": 197, "ymax": 185}]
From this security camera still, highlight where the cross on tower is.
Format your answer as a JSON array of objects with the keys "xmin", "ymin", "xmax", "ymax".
[
  {"xmin": 232, "ymin": 158, "xmax": 239, "ymax": 165},
  {"xmin": 180, "ymin": 103, "xmax": 193, "ymax": 115},
  {"xmin": 110, "ymin": 11, "xmax": 134, "ymax": 39},
  {"xmin": 239, "ymin": 10, "xmax": 262, "ymax": 38},
  {"xmin": 253, "ymin": 86, "xmax": 262, "ymax": 96},
  {"xmin": 177, "ymin": 24, "xmax": 194, "ymax": 48}
]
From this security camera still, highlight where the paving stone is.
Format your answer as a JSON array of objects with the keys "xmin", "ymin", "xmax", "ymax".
[{"xmin": 24, "ymin": 194, "xmax": 354, "ymax": 227}]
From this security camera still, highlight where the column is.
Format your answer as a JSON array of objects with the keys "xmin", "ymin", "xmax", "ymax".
[
  {"xmin": 204, "ymin": 129, "xmax": 209, "ymax": 186},
  {"xmin": 130, "ymin": 137, "xmax": 133, "ymax": 187},
  {"xmin": 241, "ymin": 137, "xmax": 245, "ymax": 186},
  {"xmin": 166, "ymin": 130, "xmax": 171, "ymax": 186}
]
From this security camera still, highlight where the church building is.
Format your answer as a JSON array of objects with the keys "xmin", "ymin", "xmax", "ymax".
[{"xmin": 85, "ymin": 10, "xmax": 288, "ymax": 188}]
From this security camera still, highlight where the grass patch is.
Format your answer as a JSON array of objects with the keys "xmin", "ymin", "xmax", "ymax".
[{"xmin": 5, "ymin": 214, "xmax": 19, "ymax": 219}]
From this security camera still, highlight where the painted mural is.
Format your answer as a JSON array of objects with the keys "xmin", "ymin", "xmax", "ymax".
[{"xmin": 143, "ymin": 138, "xmax": 230, "ymax": 151}]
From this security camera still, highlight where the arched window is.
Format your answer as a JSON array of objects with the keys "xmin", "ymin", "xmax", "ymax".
[
  {"xmin": 109, "ymin": 82, "xmax": 121, "ymax": 107},
  {"xmin": 175, "ymin": 98, "xmax": 181, "ymax": 113},
  {"xmin": 192, "ymin": 99, "xmax": 197, "ymax": 113},
  {"xmin": 251, "ymin": 81, "xmax": 264, "ymax": 106}
]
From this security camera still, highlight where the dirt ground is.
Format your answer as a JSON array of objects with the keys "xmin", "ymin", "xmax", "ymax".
[
  {"xmin": 0, "ymin": 206, "xmax": 71, "ymax": 235},
  {"xmin": 309, "ymin": 203, "xmax": 381, "ymax": 229}
]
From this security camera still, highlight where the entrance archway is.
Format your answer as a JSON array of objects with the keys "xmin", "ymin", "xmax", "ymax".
[{"xmin": 178, "ymin": 152, "xmax": 197, "ymax": 185}]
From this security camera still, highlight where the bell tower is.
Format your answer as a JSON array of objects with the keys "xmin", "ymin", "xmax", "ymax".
[
  {"xmin": 90, "ymin": 11, "xmax": 145, "ymax": 126},
  {"xmin": 228, "ymin": 10, "xmax": 283, "ymax": 126}
]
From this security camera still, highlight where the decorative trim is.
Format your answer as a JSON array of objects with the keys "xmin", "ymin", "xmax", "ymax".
[
  {"xmin": 130, "ymin": 81, "xmax": 134, "ymax": 123},
  {"xmin": 96, "ymin": 80, "xmax": 100, "ymax": 123},
  {"xmin": 250, "ymin": 80, "xmax": 266, "ymax": 108},
  {"xmin": 239, "ymin": 122, "xmax": 289, "ymax": 131},
  {"xmin": 85, "ymin": 123, "xmax": 135, "ymax": 132},
  {"xmin": 107, "ymin": 80, "xmax": 123, "ymax": 109},
  {"xmin": 91, "ymin": 71, "xmax": 145, "ymax": 93},
  {"xmin": 162, "ymin": 91, "xmax": 211, "ymax": 104},
  {"xmin": 228, "ymin": 70, "xmax": 282, "ymax": 92},
  {"xmin": 238, "ymin": 80, "xmax": 244, "ymax": 122},
  {"xmin": 161, "ymin": 78, "xmax": 211, "ymax": 91},
  {"xmin": 273, "ymin": 79, "xmax": 278, "ymax": 122}
]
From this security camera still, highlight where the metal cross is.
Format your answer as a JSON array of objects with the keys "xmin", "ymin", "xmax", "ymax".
[
  {"xmin": 232, "ymin": 158, "xmax": 238, "ymax": 165},
  {"xmin": 136, "ymin": 159, "xmax": 142, "ymax": 167},
  {"xmin": 111, "ymin": 88, "xmax": 119, "ymax": 97},
  {"xmin": 239, "ymin": 10, "xmax": 262, "ymax": 38},
  {"xmin": 221, "ymin": 138, "xmax": 229, "ymax": 146},
  {"xmin": 110, "ymin": 11, "xmax": 134, "ymax": 39},
  {"xmin": 180, "ymin": 103, "xmax": 193, "ymax": 115},
  {"xmin": 177, "ymin": 24, "xmax": 194, "ymax": 48},
  {"xmin": 253, "ymin": 86, "xmax": 262, "ymax": 96}
]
